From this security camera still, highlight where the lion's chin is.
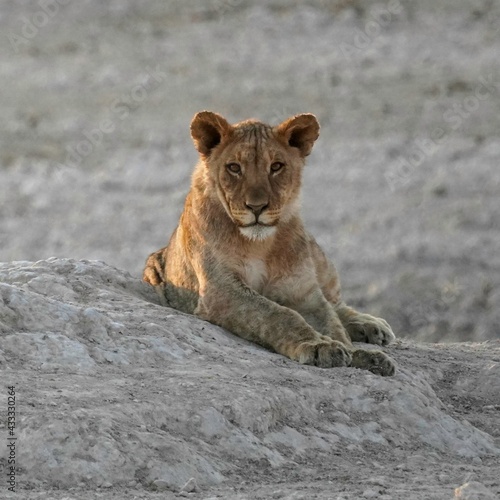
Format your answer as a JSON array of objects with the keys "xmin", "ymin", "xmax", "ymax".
[{"xmin": 239, "ymin": 224, "xmax": 277, "ymax": 241}]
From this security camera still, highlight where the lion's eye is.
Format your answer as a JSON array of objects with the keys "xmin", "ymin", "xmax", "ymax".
[
  {"xmin": 270, "ymin": 162, "xmax": 284, "ymax": 173},
  {"xmin": 226, "ymin": 163, "xmax": 241, "ymax": 174}
]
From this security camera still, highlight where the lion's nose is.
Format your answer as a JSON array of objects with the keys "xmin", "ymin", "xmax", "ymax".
[{"xmin": 245, "ymin": 202, "xmax": 268, "ymax": 217}]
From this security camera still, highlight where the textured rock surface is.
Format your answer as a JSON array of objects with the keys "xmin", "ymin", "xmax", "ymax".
[{"xmin": 0, "ymin": 259, "xmax": 499, "ymax": 499}]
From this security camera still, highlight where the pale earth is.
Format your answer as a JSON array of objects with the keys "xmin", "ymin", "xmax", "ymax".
[{"xmin": 0, "ymin": 259, "xmax": 499, "ymax": 499}]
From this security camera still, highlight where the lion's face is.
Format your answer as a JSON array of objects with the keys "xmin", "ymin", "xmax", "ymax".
[
  {"xmin": 190, "ymin": 112, "xmax": 320, "ymax": 241},
  {"xmin": 213, "ymin": 122, "xmax": 305, "ymax": 241}
]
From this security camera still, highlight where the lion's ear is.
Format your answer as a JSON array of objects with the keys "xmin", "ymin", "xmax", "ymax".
[
  {"xmin": 274, "ymin": 114, "xmax": 320, "ymax": 157},
  {"xmin": 190, "ymin": 111, "xmax": 232, "ymax": 157}
]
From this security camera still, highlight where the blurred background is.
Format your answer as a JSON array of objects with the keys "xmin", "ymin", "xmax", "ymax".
[{"xmin": 0, "ymin": 0, "xmax": 499, "ymax": 342}]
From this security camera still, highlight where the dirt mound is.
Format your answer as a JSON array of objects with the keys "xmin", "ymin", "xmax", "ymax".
[{"xmin": 1, "ymin": 259, "xmax": 498, "ymax": 499}]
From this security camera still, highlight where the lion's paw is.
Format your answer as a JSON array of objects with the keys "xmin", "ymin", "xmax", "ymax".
[
  {"xmin": 345, "ymin": 314, "xmax": 395, "ymax": 346},
  {"xmin": 296, "ymin": 339, "xmax": 352, "ymax": 368},
  {"xmin": 351, "ymin": 349, "xmax": 396, "ymax": 377},
  {"xmin": 143, "ymin": 251, "xmax": 166, "ymax": 286}
]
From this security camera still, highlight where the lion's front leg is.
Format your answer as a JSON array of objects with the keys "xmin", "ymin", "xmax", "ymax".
[
  {"xmin": 195, "ymin": 282, "xmax": 352, "ymax": 369},
  {"xmin": 292, "ymin": 287, "xmax": 353, "ymax": 346},
  {"xmin": 294, "ymin": 291, "xmax": 396, "ymax": 376},
  {"xmin": 335, "ymin": 303, "xmax": 396, "ymax": 346}
]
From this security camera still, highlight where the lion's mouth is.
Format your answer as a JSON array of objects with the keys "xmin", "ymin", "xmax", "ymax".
[
  {"xmin": 238, "ymin": 222, "xmax": 278, "ymax": 241},
  {"xmin": 241, "ymin": 221, "xmax": 274, "ymax": 228}
]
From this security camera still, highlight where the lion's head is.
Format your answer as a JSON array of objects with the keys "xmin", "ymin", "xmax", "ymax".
[{"xmin": 190, "ymin": 111, "xmax": 320, "ymax": 241}]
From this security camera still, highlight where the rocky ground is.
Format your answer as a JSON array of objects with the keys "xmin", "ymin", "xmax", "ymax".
[
  {"xmin": 0, "ymin": 1, "xmax": 499, "ymax": 499},
  {"xmin": 0, "ymin": 258, "xmax": 499, "ymax": 500}
]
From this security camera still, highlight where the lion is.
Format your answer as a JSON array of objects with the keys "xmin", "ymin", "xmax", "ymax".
[{"xmin": 143, "ymin": 111, "xmax": 396, "ymax": 376}]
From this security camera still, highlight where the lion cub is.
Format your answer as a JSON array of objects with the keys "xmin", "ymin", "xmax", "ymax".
[{"xmin": 144, "ymin": 111, "xmax": 396, "ymax": 376}]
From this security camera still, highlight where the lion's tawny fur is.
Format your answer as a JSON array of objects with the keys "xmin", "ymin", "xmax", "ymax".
[{"xmin": 143, "ymin": 111, "xmax": 396, "ymax": 375}]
